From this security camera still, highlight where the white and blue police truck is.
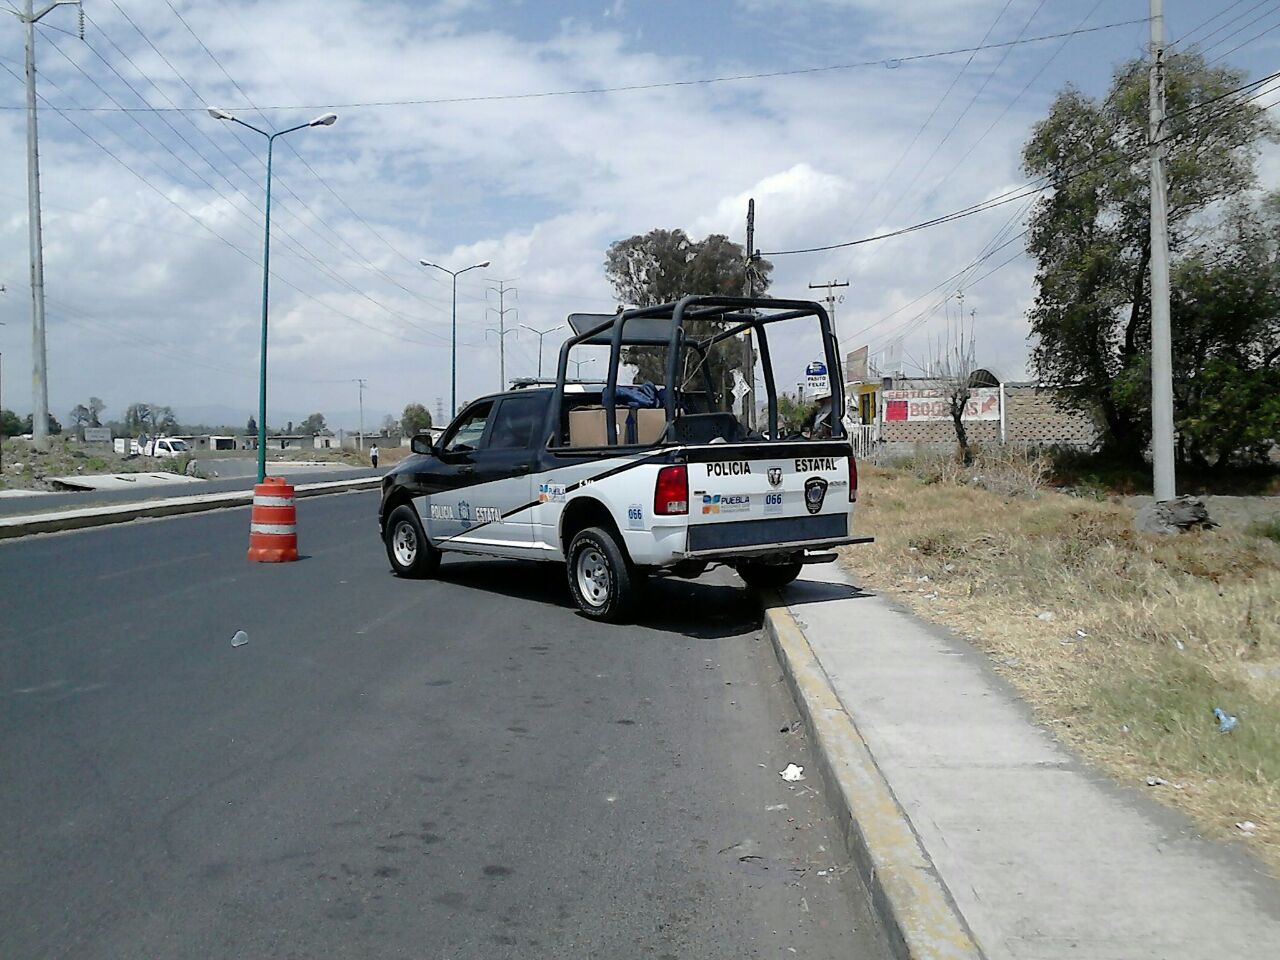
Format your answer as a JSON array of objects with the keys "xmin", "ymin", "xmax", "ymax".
[{"xmin": 378, "ymin": 296, "xmax": 870, "ymax": 622}]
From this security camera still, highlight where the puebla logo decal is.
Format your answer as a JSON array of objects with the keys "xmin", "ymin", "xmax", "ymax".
[
  {"xmin": 767, "ymin": 467, "xmax": 783, "ymax": 487},
  {"xmin": 804, "ymin": 477, "xmax": 828, "ymax": 515}
]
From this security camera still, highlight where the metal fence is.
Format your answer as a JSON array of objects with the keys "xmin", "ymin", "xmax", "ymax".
[{"xmin": 850, "ymin": 423, "xmax": 878, "ymax": 461}]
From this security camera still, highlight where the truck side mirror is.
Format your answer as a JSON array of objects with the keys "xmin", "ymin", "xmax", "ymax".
[{"xmin": 410, "ymin": 434, "xmax": 435, "ymax": 456}]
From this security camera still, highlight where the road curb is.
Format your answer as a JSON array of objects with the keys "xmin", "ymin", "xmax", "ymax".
[
  {"xmin": 0, "ymin": 477, "xmax": 380, "ymax": 541},
  {"xmin": 763, "ymin": 593, "xmax": 985, "ymax": 960}
]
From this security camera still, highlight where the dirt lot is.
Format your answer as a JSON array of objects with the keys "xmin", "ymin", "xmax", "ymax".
[
  {"xmin": 842, "ymin": 457, "xmax": 1280, "ymax": 873},
  {"xmin": 0, "ymin": 438, "xmax": 368, "ymax": 491},
  {"xmin": 0, "ymin": 437, "xmax": 178, "ymax": 492}
]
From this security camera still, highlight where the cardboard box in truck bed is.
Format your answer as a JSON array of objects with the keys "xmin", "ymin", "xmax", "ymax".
[{"xmin": 569, "ymin": 406, "xmax": 666, "ymax": 446}]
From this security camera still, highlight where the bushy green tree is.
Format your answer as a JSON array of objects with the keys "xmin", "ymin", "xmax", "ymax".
[
  {"xmin": 604, "ymin": 229, "xmax": 772, "ymax": 403},
  {"xmin": 401, "ymin": 402, "xmax": 432, "ymax": 434},
  {"xmin": 125, "ymin": 402, "xmax": 177, "ymax": 435},
  {"xmin": 298, "ymin": 412, "xmax": 328, "ymax": 435},
  {"xmin": 1022, "ymin": 52, "xmax": 1276, "ymax": 462}
]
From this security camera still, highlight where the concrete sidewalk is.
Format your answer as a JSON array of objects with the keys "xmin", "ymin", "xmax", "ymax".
[{"xmin": 778, "ymin": 562, "xmax": 1280, "ymax": 960}]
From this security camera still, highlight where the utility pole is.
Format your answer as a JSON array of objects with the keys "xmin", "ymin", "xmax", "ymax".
[
  {"xmin": 486, "ymin": 278, "xmax": 518, "ymax": 389},
  {"xmin": 808, "ymin": 278, "xmax": 850, "ymax": 372},
  {"xmin": 11, "ymin": 0, "xmax": 82, "ymax": 452},
  {"xmin": 742, "ymin": 198, "xmax": 757, "ymax": 429},
  {"xmin": 520, "ymin": 322, "xmax": 566, "ymax": 379},
  {"xmin": 1149, "ymin": 0, "xmax": 1176, "ymax": 501},
  {"xmin": 1, "ymin": 312, "xmax": 6, "ymax": 473},
  {"xmin": 355, "ymin": 377, "xmax": 366, "ymax": 451}
]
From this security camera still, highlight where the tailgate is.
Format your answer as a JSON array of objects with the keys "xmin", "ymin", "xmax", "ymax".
[{"xmin": 684, "ymin": 441, "xmax": 854, "ymax": 554}]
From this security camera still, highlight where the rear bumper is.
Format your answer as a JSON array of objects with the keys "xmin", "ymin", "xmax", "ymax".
[{"xmin": 681, "ymin": 535, "xmax": 874, "ymax": 562}]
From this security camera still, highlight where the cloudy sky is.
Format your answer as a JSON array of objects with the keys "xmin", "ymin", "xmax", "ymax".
[{"xmin": 1, "ymin": 0, "xmax": 1277, "ymax": 430}]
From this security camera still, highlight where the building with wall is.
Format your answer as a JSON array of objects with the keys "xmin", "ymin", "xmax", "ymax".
[{"xmin": 844, "ymin": 363, "xmax": 1099, "ymax": 458}]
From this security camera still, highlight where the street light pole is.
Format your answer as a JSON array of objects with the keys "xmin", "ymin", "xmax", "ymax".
[
  {"xmin": 419, "ymin": 258, "xmax": 490, "ymax": 418},
  {"xmin": 569, "ymin": 357, "xmax": 596, "ymax": 379},
  {"xmin": 209, "ymin": 107, "xmax": 337, "ymax": 483},
  {"xmin": 520, "ymin": 323, "xmax": 565, "ymax": 379}
]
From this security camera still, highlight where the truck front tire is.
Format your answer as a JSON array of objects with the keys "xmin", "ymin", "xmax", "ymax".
[
  {"xmin": 385, "ymin": 504, "xmax": 441, "ymax": 579},
  {"xmin": 566, "ymin": 526, "xmax": 634, "ymax": 623},
  {"xmin": 737, "ymin": 559, "xmax": 803, "ymax": 590}
]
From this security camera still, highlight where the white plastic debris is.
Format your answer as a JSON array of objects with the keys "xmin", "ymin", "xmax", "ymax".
[
  {"xmin": 1145, "ymin": 776, "xmax": 1168, "ymax": 787},
  {"xmin": 1037, "ymin": 611, "xmax": 1056, "ymax": 622},
  {"xmin": 765, "ymin": 803, "xmax": 789, "ymax": 812},
  {"xmin": 1236, "ymin": 821, "xmax": 1257, "ymax": 834},
  {"xmin": 231, "ymin": 630, "xmax": 249, "ymax": 648},
  {"xmin": 1076, "ymin": 630, "xmax": 1089, "ymax": 638},
  {"xmin": 780, "ymin": 763, "xmax": 806, "ymax": 782}
]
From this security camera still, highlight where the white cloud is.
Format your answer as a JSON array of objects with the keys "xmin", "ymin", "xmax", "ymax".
[{"xmin": 2, "ymin": 0, "xmax": 1259, "ymax": 427}]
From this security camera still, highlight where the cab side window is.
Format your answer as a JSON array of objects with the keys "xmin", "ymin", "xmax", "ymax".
[
  {"xmin": 441, "ymin": 401, "xmax": 493, "ymax": 454},
  {"xmin": 488, "ymin": 394, "xmax": 547, "ymax": 450}
]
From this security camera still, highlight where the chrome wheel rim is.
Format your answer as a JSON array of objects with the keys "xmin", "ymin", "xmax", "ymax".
[
  {"xmin": 393, "ymin": 520, "xmax": 418, "ymax": 566},
  {"xmin": 575, "ymin": 546, "xmax": 611, "ymax": 607}
]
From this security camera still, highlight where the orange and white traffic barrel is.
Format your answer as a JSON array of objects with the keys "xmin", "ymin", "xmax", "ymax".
[{"xmin": 247, "ymin": 476, "xmax": 298, "ymax": 562}]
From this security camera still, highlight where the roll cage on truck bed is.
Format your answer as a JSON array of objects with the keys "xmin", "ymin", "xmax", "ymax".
[{"xmin": 378, "ymin": 294, "xmax": 871, "ymax": 622}]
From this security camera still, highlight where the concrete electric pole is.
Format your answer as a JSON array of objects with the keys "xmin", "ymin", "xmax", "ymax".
[
  {"xmin": 808, "ymin": 279, "xmax": 850, "ymax": 377},
  {"xmin": 355, "ymin": 377, "xmax": 367, "ymax": 451},
  {"xmin": 742, "ymin": 198, "xmax": 757, "ymax": 429},
  {"xmin": 1149, "ymin": 0, "xmax": 1176, "ymax": 501},
  {"xmin": 486, "ymin": 279, "xmax": 518, "ymax": 390},
  {"xmin": 11, "ymin": 0, "xmax": 82, "ymax": 452}
]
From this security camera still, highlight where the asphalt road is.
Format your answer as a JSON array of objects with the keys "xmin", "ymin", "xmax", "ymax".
[
  {"xmin": 0, "ymin": 494, "xmax": 890, "ymax": 959},
  {"xmin": 0, "ymin": 463, "xmax": 374, "ymax": 518}
]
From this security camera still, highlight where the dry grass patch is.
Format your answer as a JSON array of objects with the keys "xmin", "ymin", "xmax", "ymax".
[{"xmin": 843, "ymin": 461, "xmax": 1280, "ymax": 871}]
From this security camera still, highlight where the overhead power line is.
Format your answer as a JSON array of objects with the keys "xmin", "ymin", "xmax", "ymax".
[
  {"xmin": 0, "ymin": 17, "xmax": 1150, "ymax": 113},
  {"xmin": 1174, "ymin": 0, "xmax": 1253, "ymax": 46},
  {"xmin": 1189, "ymin": 0, "xmax": 1277, "ymax": 53},
  {"xmin": 851, "ymin": 0, "xmax": 1016, "ymax": 237}
]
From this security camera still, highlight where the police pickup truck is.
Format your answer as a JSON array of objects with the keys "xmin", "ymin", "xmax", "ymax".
[{"xmin": 378, "ymin": 295, "xmax": 869, "ymax": 621}]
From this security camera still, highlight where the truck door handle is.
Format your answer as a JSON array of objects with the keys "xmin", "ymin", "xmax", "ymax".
[
  {"xmin": 513, "ymin": 464, "xmax": 530, "ymax": 474},
  {"xmin": 459, "ymin": 465, "xmax": 474, "ymax": 475}
]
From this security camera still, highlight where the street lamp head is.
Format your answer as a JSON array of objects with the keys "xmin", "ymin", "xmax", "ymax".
[
  {"xmin": 309, "ymin": 112, "xmax": 338, "ymax": 127},
  {"xmin": 207, "ymin": 106, "xmax": 235, "ymax": 121},
  {"xmin": 419, "ymin": 259, "xmax": 437, "ymax": 268},
  {"xmin": 477, "ymin": 261, "xmax": 491, "ymax": 268}
]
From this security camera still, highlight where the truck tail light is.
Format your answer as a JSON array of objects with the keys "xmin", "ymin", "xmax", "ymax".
[
  {"xmin": 848, "ymin": 454, "xmax": 858, "ymax": 502},
  {"xmin": 654, "ymin": 465, "xmax": 688, "ymax": 515}
]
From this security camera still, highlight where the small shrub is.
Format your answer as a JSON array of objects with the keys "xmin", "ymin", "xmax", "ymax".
[{"xmin": 1247, "ymin": 517, "xmax": 1280, "ymax": 544}]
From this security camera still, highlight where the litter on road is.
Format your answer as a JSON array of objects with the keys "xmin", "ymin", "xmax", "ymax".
[
  {"xmin": 1213, "ymin": 707, "xmax": 1239, "ymax": 733},
  {"xmin": 780, "ymin": 763, "xmax": 806, "ymax": 782},
  {"xmin": 231, "ymin": 630, "xmax": 249, "ymax": 648}
]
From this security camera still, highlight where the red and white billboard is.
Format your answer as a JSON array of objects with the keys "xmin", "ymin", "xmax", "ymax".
[{"xmin": 883, "ymin": 387, "xmax": 1000, "ymax": 422}]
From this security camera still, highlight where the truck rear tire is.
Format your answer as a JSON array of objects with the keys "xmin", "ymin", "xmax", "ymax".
[
  {"xmin": 566, "ymin": 526, "xmax": 634, "ymax": 623},
  {"xmin": 738, "ymin": 559, "xmax": 803, "ymax": 590},
  {"xmin": 385, "ymin": 504, "xmax": 441, "ymax": 579}
]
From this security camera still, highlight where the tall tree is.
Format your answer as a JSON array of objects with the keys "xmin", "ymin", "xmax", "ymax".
[
  {"xmin": 298, "ymin": 412, "xmax": 328, "ymax": 435},
  {"xmin": 604, "ymin": 229, "xmax": 772, "ymax": 403},
  {"xmin": 401, "ymin": 402, "xmax": 433, "ymax": 434},
  {"xmin": 246, "ymin": 415, "xmax": 257, "ymax": 435},
  {"xmin": 126, "ymin": 402, "xmax": 177, "ymax": 435},
  {"xmin": 1022, "ymin": 52, "xmax": 1274, "ymax": 460}
]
